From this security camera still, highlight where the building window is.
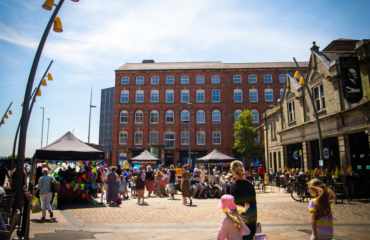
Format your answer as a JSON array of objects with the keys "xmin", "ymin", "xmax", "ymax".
[
  {"xmin": 197, "ymin": 131, "xmax": 205, "ymax": 145},
  {"xmin": 212, "ymin": 75, "xmax": 220, "ymax": 84},
  {"xmin": 151, "ymin": 76, "xmax": 159, "ymax": 84},
  {"xmin": 212, "ymin": 89, "xmax": 220, "ymax": 102},
  {"xmin": 134, "ymin": 131, "xmax": 143, "ymax": 145},
  {"xmin": 166, "ymin": 90, "xmax": 174, "ymax": 103},
  {"xmin": 136, "ymin": 76, "xmax": 144, "ymax": 85},
  {"xmin": 181, "ymin": 110, "xmax": 189, "ymax": 123},
  {"xmin": 181, "ymin": 75, "xmax": 189, "ymax": 84},
  {"xmin": 196, "ymin": 75, "xmax": 204, "ymax": 84},
  {"xmin": 233, "ymin": 75, "xmax": 242, "ymax": 83},
  {"xmin": 212, "ymin": 131, "xmax": 221, "ymax": 145},
  {"xmin": 120, "ymin": 110, "xmax": 128, "ymax": 124},
  {"xmin": 151, "ymin": 90, "xmax": 159, "ymax": 102},
  {"xmin": 196, "ymin": 89, "xmax": 205, "ymax": 102},
  {"xmin": 234, "ymin": 89, "xmax": 242, "ymax": 102},
  {"xmin": 181, "ymin": 90, "xmax": 189, "ymax": 103},
  {"xmin": 313, "ymin": 84, "xmax": 325, "ymax": 111},
  {"xmin": 165, "ymin": 110, "xmax": 174, "ymax": 123},
  {"xmin": 264, "ymin": 74, "xmax": 272, "ymax": 83},
  {"xmin": 249, "ymin": 89, "xmax": 258, "ymax": 102},
  {"xmin": 265, "ymin": 89, "xmax": 273, "ymax": 102},
  {"xmin": 164, "ymin": 132, "xmax": 175, "ymax": 149},
  {"xmin": 135, "ymin": 110, "xmax": 143, "ymax": 124},
  {"xmin": 121, "ymin": 77, "xmax": 129, "ymax": 85},
  {"xmin": 249, "ymin": 75, "xmax": 257, "ymax": 83},
  {"xmin": 150, "ymin": 131, "xmax": 158, "ymax": 144},
  {"xmin": 280, "ymin": 88, "xmax": 284, "ymax": 100},
  {"xmin": 279, "ymin": 74, "xmax": 286, "ymax": 83},
  {"xmin": 288, "ymin": 101, "xmax": 295, "ymax": 122},
  {"xmin": 212, "ymin": 110, "xmax": 221, "ymax": 123},
  {"xmin": 181, "ymin": 131, "xmax": 189, "ymax": 145},
  {"xmin": 136, "ymin": 90, "xmax": 144, "ymax": 103},
  {"xmin": 197, "ymin": 110, "xmax": 205, "ymax": 123},
  {"xmin": 251, "ymin": 109, "xmax": 259, "ymax": 123},
  {"xmin": 119, "ymin": 131, "xmax": 128, "ymax": 145},
  {"xmin": 235, "ymin": 109, "xmax": 242, "ymax": 123},
  {"xmin": 166, "ymin": 76, "xmax": 174, "ymax": 84},
  {"xmin": 255, "ymin": 135, "xmax": 260, "ymax": 144},
  {"xmin": 121, "ymin": 90, "xmax": 129, "ymax": 103},
  {"xmin": 150, "ymin": 110, "xmax": 159, "ymax": 124}
]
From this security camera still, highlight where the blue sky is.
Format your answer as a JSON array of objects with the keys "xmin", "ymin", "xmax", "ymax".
[{"xmin": 0, "ymin": 0, "xmax": 369, "ymax": 157}]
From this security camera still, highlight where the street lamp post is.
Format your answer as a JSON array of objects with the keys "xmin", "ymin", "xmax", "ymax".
[
  {"xmin": 187, "ymin": 103, "xmax": 192, "ymax": 168},
  {"xmin": 40, "ymin": 107, "xmax": 45, "ymax": 148},
  {"xmin": 88, "ymin": 87, "xmax": 96, "ymax": 144},
  {"xmin": 47, "ymin": 118, "xmax": 50, "ymax": 146}
]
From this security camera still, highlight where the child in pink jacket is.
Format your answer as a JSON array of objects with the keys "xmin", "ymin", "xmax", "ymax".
[{"xmin": 217, "ymin": 195, "xmax": 251, "ymax": 240}]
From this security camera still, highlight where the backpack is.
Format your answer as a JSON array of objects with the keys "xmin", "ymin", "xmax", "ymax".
[
  {"xmin": 149, "ymin": 172, "xmax": 155, "ymax": 181},
  {"xmin": 51, "ymin": 177, "xmax": 60, "ymax": 193},
  {"xmin": 141, "ymin": 172, "xmax": 146, "ymax": 181}
]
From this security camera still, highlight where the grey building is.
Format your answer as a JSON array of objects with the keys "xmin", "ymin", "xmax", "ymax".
[{"xmin": 99, "ymin": 87, "xmax": 114, "ymax": 154}]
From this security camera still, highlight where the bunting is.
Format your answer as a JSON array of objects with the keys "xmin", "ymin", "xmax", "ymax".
[
  {"xmin": 77, "ymin": 190, "xmax": 81, "ymax": 196},
  {"xmin": 52, "ymin": 160, "xmax": 56, "ymax": 165},
  {"xmin": 66, "ymin": 183, "xmax": 71, "ymax": 189},
  {"xmin": 45, "ymin": 160, "xmax": 49, "ymax": 164},
  {"xmin": 66, "ymin": 161, "xmax": 70, "ymax": 165},
  {"xmin": 85, "ymin": 184, "xmax": 90, "ymax": 190},
  {"xmin": 80, "ymin": 183, "xmax": 85, "ymax": 190},
  {"xmin": 96, "ymin": 183, "xmax": 101, "ymax": 189},
  {"xmin": 87, "ymin": 197, "xmax": 91, "ymax": 202},
  {"xmin": 86, "ymin": 161, "xmax": 90, "ymax": 166},
  {"xmin": 76, "ymin": 177, "xmax": 81, "ymax": 183},
  {"xmin": 92, "ymin": 161, "xmax": 96, "ymax": 165},
  {"xmin": 82, "ymin": 174, "xmax": 86, "ymax": 180},
  {"xmin": 102, "ymin": 162, "xmax": 107, "ymax": 167},
  {"xmin": 63, "ymin": 179, "xmax": 67, "ymax": 184},
  {"xmin": 91, "ymin": 183, "xmax": 95, "ymax": 189},
  {"xmin": 93, "ymin": 200, "xmax": 96, "ymax": 205},
  {"xmin": 92, "ymin": 167, "xmax": 97, "ymax": 174},
  {"xmin": 72, "ymin": 161, "xmax": 76, "ymax": 165},
  {"xmin": 71, "ymin": 181, "xmax": 75, "ymax": 186},
  {"xmin": 82, "ymin": 193, "xmax": 86, "ymax": 199},
  {"xmin": 53, "ymin": 172, "xmax": 58, "ymax": 178},
  {"xmin": 62, "ymin": 186, "xmax": 66, "ymax": 193},
  {"xmin": 74, "ymin": 184, "xmax": 79, "ymax": 191}
]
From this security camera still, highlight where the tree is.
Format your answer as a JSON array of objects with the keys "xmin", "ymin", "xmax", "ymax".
[{"xmin": 233, "ymin": 110, "xmax": 264, "ymax": 163}]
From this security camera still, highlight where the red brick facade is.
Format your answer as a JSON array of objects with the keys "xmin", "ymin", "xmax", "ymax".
[{"xmin": 112, "ymin": 63, "xmax": 307, "ymax": 167}]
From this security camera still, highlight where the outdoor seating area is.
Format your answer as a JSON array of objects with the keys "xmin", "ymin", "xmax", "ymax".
[{"xmin": 0, "ymin": 192, "xmax": 19, "ymax": 240}]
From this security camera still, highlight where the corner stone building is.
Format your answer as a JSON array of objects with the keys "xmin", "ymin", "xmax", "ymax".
[
  {"xmin": 264, "ymin": 39, "xmax": 370, "ymax": 179},
  {"xmin": 112, "ymin": 61, "xmax": 308, "ymax": 168}
]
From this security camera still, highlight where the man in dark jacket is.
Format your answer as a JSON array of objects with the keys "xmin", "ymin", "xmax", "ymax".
[{"xmin": 0, "ymin": 164, "xmax": 10, "ymax": 186}]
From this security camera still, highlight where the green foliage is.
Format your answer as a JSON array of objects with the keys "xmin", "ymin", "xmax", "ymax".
[
  {"xmin": 325, "ymin": 168, "xmax": 330, "ymax": 176},
  {"xmin": 233, "ymin": 110, "xmax": 264, "ymax": 161},
  {"xmin": 335, "ymin": 166, "xmax": 341, "ymax": 178}
]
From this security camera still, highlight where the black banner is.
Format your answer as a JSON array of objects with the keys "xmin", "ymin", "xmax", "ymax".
[{"xmin": 339, "ymin": 57, "xmax": 363, "ymax": 103}]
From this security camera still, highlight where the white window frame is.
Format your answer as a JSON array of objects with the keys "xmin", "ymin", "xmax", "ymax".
[
  {"xmin": 136, "ymin": 76, "xmax": 144, "ymax": 85},
  {"xmin": 265, "ymin": 89, "xmax": 273, "ymax": 102},
  {"xmin": 233, "ymin": 75, "xmax": 242, "ymax": 83},
  {"xmin": 249, "ymin": 89, "xmax": 258, "ymax": 102},
  {"xmin": 197, "ymin": 131, "xmax": 205, "ymax": 145},
  {"xmin": 150, "ymin": 110, "xmax": 159, "ymax": 124},
  {"xmin": 120, "ymin": 110, "xmax": 128, "ymax": 124},
  {"xmin": 151, "ymin": 76, "xmax": 159, "ymax": 85},
  {"xmin": 134, "ymin": 131, "xmax": 143, "ymax": 145},
  {"xmin": 196, "ymin": 75, "xmax": 204, "ymax": 84},
  {"xmin": 166, "ymin": 76, "xmax": 174, "ymax": 84},
  {"xmin": 136, "ymin": 90, "xmax": 144, "ymax": 103},
  {"xmin": 288, "ymin": 101, "xmax": 295, "ymax": 123},
  {"xmin": 212, "ymin": 131, "xmax": 221, "ymax": 145},
  {"xmin": 234, "ymin": 109, "xmax": 242, "ymax": 123},
  {"xmin": 211, "ymin": 75, "xmax": 220, "ymax": 84},
  {"xmin": 135, "ymin": 110, "xmax": 143, "ymax": 124},
  {"xmin": 164, "ymin": 132, "xmax": 175, "ymax": 149},
  {"xmin": 255, "ymin": 135, "xmax": 260, "ymax": 144},
  {"xmin": 181, "ymin": 131, "xmax": 189, "ymax": 145},
  {"xmin": 212, "ymin": 109, "xmax": 221, "ymax": 123},
  {"xmin": 150, "ymin": 131, "xmax": 158, "ymax": 144},
  {"xmin": 119, "ymin": 131, "xmax": 128, "ymax": 145},
  {"xmin": 181, "ymin": 110, "xmax": 189, "ymax": 123},
  {"xmin": 151, "ymin": 90, "xmax": 159, "ymax": 102},
  {"xmin": 165, "ymin": 110, "xmax": 174, "ymax": 124},
  {"xmin": 264, "ymin": 74, "xmax": 272, "ymax": 83},
  {"xmin": 166, "ymin": 90, "xmax": 174, "ymax": 103},
  {"xmin": 313, "ymin": 84, "xmax": 325, "ymax": 111},
  {"xmin": 196, "ymin": 89, "xmax": 205, "ymax": 103},
  {"xmin": 279, "ymin": 74, "xmax": 286, "ymax": 83},
  {"xmin": 251, "ymin": 109, "xmax": 259, "ymax": 123},
  {"xmin": 181, "ymin": 75, "xmax": 189, "ymax": 84},
  {"xmin": 249, "ymin": 75, "xmax": 257, "ymax": 83},
  {"xmin": 212, "ymin": 89, "xmax": 220, "ymax": 102},
  {"xmin": 121, "ymin": 77, "xmax": 129, "ymax": 85},
  {"xmin": 121, "ymin": 90, "xmax": 129, "ymax": 103},
  {"xmin": 196, "ymin": 110, "xmax": 205, "ymax": 124},
  {"xmin": 234, "ymin": 89, "xmax": 242, "ymax": 102},
  {"xmin": 280, "ymin": 88, "xmax": 284, "ymax": 100},
  {"xmin": 181, "ymin": 89, "xmax": 189, "ymax": 103}
]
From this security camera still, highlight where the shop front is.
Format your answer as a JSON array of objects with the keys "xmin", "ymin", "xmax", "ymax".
[
  {"xmin": 310, "ymin": 137, "xmax": 340, "ymax": 171},
  {"xmin": 348, "ymin": 132, "xmax": 370, "ymax": 179},
  {"xmin": 179, "ymin": 150, "xmax": 208, "ymax": 171},
  {"xmin": 286, "ymin": 142, "xmax": 303, "ymax": 170}
]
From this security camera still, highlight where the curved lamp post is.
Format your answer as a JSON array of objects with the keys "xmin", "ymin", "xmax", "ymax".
[{"xmin": 0, "ymin": 102, "xmax": 12, "ymax": 127}]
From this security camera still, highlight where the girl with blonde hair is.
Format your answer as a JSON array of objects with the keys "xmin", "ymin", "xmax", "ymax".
[{"xmin": 155, "ymin": 170, "xmax": 163, "ymax": 197}]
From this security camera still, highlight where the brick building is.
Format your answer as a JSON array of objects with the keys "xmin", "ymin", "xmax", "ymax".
[{"xmin": 112, "ymin": 61, "xmax": 308, "ymax": 169}]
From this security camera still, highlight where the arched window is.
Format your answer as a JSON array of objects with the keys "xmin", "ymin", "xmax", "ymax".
[
  {"xmin": 196, "ymin": 75, "xmax": 204, "ymax": 84},
  {"xmin": 234, "ymin": 89, "xmax": 242, "ymax": 102},
  {"xmin": 121, "ymin": 77, "xmax": 129, "ymax": 85},
  {"xmin": 119, "ymin": 131, "xmax": 128, "ymax": 145},
  {"xmin": 181, "ymin": 110, "xmax": 189, "ymax": 123},
  {"xmin": 136, "ymin": 76, "xmax": 144, "ymax": 85},
  {"xmin": 197, "ymin": 131, "xmax": 205, "ymax": 145},
  {"xmin": 135, "ymin": 110, "xmax": 143, "ymax": 124},
  {"xmin": 212, "ymin": 75, "xmax": 220, "ymax": 84},
  {"xmin": 121, "ymin": 90, "xmax": 129, "ymax": 103},
  {"xmin": 264, "ymin": 74, "xmax": 272, "ymax": 83},
  {"xmin": 164, "ymin": 132, "xmax": 175, "ymax": 149},
  {"xmin": 120, "ymin": 110, "xmax": 128, "ymax": 124},
  {"xmin": 234, "ymin": 109, "xmax": 243, "ymax": 123},
  {"xmin": 136, "ymin": 90, "xmax": 144, "ymax": 103},
  {"xmin": 249, "ymin": 75, "xmax": 257, "ymax": 83},
  {"xmin": 165, "ymin": 110, "xmax": 174, "ymax": 124},
  {"xmin": 212, "ymin": 89, "xmax": 220, "ymax": 102},
  {"xmin": 181, "ymin": 75, "xmax": 189, "ymax": 84},
  {"xmin": 166, "ymin": 76, "xmax": 174, "ymax": 84},
  {"xmin": 134, "ymin": 131, "xmax": 143, "ymax": 145},
  {"xmin": 197, "ymin": 110, "xmax": 205, "ymax": 123},
  {"xmin": 233, "ymin": 75, "xmax": 242, "ymax": 83},
  {"xmin": 251, "ymin": 109, "xmax": 259, "ymax": 123},
  {"xmin": 181, "ymin": 90, "xmax": 189, "ymax": 103},
  {"xmin": 150, "ymin": 110, "xmax": 159, "ymax": 124},
  {"xmin": 249, "ymin": 89, "xmax": 258, "ymax": 102},
  {"xmin": 196, "ymin": 89, "xmax": 205, "ymax": 102},
  {"xmin": 212, "ymin": 110, "xmax": 221, "ymax": 123}
]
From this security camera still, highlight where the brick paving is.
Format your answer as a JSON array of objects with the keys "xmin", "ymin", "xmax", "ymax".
[{"xmin": 27, "ymin": 187, "xmax": 370, "ymax": 239}]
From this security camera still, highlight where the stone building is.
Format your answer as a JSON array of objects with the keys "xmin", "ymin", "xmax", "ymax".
[
  {"xmin": 111, "ymin": 61, "xmax": 308, "ymax": 168},
  {"xmin": 264, "ymin": 39, "xmax": 370, "ymax": 179}
]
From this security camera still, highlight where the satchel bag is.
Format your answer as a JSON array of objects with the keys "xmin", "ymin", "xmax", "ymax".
[{"xmin": 51, "ymin": 178, "xmax": 60, "ymax": 193}]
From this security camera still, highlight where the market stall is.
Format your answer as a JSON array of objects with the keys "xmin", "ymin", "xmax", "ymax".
[
  {"xmin": 195, "ymin": 149, "xmax": 236, "ymax": 173},
  {"xmin": 128, "ymin": 150, "xmax": 161, "ymax": 170}
]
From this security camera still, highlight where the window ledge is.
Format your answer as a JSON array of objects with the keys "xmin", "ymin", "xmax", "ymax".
[
  {"xmin": 288, "ymin": 120, "xmax": 296, "ymax": 125},
  {"xmin": 317, "ymin": 109, "xmax": 327, "ymax": 114},
  {"xmin": 212, "ymin": 122, "xmax": 221, "ymax": 124}
]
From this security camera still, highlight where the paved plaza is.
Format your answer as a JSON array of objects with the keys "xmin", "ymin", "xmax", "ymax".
[{"xmin": 24, "ymin": 187, "xmax": 370, "ymax": 240}]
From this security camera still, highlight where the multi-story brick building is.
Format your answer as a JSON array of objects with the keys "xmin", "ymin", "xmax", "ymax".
[{"xmin": 112, "ymin": 61, "xmax": 308, "ymax": 169}]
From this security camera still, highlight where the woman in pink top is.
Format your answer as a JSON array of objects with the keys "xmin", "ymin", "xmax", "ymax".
[{"xmin": 217, "ymin": 195, "xmax": 250, "ymax": 240}]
